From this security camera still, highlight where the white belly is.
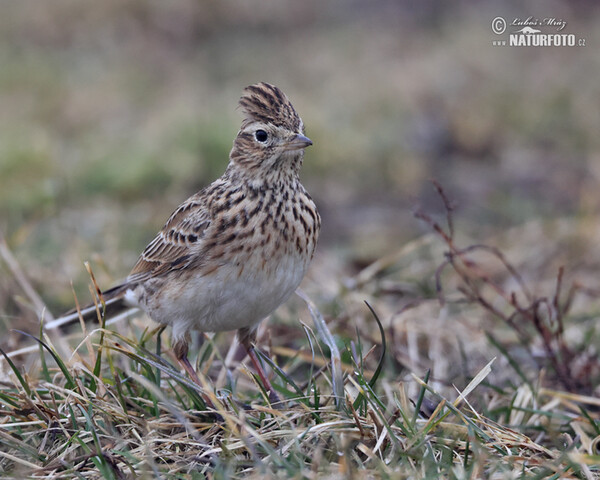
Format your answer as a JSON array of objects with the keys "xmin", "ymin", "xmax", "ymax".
[{"xmin": 128, "ymin": 251, "xmax": 308, "ymax": 342}]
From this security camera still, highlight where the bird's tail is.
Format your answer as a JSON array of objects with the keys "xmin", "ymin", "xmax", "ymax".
[{"xmin": 43, "ymin": 284, "xmax": 134, "ymax": 330}]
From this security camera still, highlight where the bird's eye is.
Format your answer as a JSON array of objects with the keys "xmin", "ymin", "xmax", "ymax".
[{"xmin": 254, "ymin": 130, "xmax": 268, "ymax": 143}]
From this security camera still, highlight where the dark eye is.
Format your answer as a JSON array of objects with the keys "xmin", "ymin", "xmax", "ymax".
[{"xmin": 254, "ymin": 130, "xmax": 268, "ymax": 143}]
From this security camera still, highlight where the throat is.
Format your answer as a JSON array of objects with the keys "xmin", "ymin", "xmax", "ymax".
[
  {"xmin": 257, "ymin": 168, "xmax": 299, "ymax": 190},
  {"xmin": 227, "ymin": 149, "xmax": 303, "ymax": 184},
  {"xmin": 226, "ymin": 164, "xmax": 300, "ymax": 192}
]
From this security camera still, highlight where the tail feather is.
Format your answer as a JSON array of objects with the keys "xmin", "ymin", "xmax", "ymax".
[{"xmin": 44, "ymin": 284, "xmax": 133, "ymax": 330}]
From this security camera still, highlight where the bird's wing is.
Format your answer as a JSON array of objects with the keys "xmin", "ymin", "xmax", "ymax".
[{"xmin": 127, "ymin": 193, "xmax": 211, "ymax": 282}]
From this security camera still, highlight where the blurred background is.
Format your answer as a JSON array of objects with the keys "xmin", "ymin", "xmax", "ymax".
[{"xmin": 1, "ymin": 0, "xmax": 600, "ymax": 372}]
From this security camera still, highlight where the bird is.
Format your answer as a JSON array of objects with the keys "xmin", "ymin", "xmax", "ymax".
[{"xmin": 45, "ymin": 82, "xmax": 320, "ymax": 405}]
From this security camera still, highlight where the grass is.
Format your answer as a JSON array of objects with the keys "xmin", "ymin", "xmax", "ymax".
[{"xmin": 1, "ymin": 185, "xmax": 599, "ymax": 479}]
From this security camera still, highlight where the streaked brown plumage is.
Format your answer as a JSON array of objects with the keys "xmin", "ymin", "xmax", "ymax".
[{"xmin": 49, "ymin": 83, "xmax": 320, "ymax": 405}]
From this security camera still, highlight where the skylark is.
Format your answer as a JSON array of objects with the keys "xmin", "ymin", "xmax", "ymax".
[{"xmin": 48, "ymin": 83, "xmax": 320, "ymax": 404}]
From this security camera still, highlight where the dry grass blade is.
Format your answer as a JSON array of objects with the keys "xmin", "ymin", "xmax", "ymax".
[
  {"xmin": 452, "ymin": 357, "xmax": 495, "ymax": 407},
  {"xmin": 0, "ymin": 235, "xmax": 55, "ymax": 322},
  {"xmin": 297, "ymin": 289, "xmax": 344, "ymax": 409}
]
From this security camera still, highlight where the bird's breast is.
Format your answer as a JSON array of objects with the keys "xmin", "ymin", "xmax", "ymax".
[{"xmin": 137, "ymin": 182, "xmax": 320, "ymax": 334}]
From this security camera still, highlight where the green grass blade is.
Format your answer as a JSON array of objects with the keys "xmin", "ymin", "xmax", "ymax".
[
  {"xmin": 352, "ymin": 301, "xmax": 387, "ymax": 411},
  {"xmin": 0, "ymin": 345, "xmax": 32, "ymax": 396},
  {"xmin": 412, "ymin": 369, "xmax": 431, "ymax": 424},
  {"xmin": 13, "ymin": 330, "xmax": 76, "ymax": 389}
]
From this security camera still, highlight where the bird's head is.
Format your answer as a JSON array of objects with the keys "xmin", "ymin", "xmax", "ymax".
[{"xmin": 229, "ymin": 83, "xmax": 312, "ymax": 175}]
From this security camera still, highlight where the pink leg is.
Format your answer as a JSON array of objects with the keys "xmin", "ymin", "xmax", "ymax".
[
  {"xmin": 173, "ymin": 336, "xmax": 217, "ymax": 410},
  {"xmin": 238, "ymin": 328, "xmax": 281, "ymax": 403}
]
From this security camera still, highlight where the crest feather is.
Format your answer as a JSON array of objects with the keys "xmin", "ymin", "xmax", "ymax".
[{"xmin": 238, "ymin": 82, "xmax": 302, "ymax": 131}]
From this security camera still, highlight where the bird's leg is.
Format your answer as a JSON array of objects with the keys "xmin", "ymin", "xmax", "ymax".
[
  {"xmin": 172, "ymin": 335, "xmax": 216, "ymax": 410},
  {"xmin": 238, "ymin": 327, "xmax": 281, "ymax": 404}
]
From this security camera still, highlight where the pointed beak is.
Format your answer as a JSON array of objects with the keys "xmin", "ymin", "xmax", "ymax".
[{"xmin": 284, "ymin": 134, "xmax": 313, "ymax": 151}]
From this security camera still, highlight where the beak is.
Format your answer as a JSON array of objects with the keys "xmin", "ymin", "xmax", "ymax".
[{"xmin": 284, "ymin": 134, "xmax": 313, "ymax": 151}]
